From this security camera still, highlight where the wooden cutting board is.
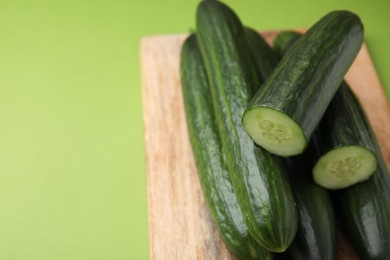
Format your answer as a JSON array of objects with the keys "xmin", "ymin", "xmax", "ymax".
[{"xmin": 141, "ymin": 31, "xmax": 390, "ymax": 260}]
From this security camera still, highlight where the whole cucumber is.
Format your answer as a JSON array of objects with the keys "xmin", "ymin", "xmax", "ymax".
[
  {"xmin": 180, "ymin": 34, "xmax": 272, "ymax": 260},
  {"xmin": 196, "ymin": 0, "xmax": 298, "ymax": 252}
]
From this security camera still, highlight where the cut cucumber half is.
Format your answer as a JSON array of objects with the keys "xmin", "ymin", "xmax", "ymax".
[
  {"xmin": 243, "ymin": 107, "xmax": 307, "ymax": 156},
  {"xmin": 243, "ymin": 11, "xmax": 363, "ymax": 158},
  {"xmin": 313, "ymin": 146, "xmax": 377, "ymax": 190}
]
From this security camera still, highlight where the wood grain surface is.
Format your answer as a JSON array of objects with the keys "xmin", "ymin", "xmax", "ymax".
[{"xmin": 141, "ymin": 31, "xmax": 390, "ymax": 260}]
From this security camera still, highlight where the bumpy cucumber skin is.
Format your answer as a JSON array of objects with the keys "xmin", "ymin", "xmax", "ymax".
[
  {"xmin": 244, "ymin": 11, "xmax": 364, "ymax": 152},
  {"xmin": 245, "ymin": 27, "xmax": 280, "ymax": 81},
  {"xmin": 275, "ymin": 31, "xmax": 337, "ymax": 260},
  {"xmin": 180, "ymin": 34, "xmax": 272, "ymax": 260},
  {"xmin": 196, "ymin": 0, "xmax": 298, "ymax": 252}
]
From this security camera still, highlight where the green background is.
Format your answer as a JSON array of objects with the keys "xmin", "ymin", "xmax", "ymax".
[{"xmin": 0, "ymin": 0, "xmax": 389, "ymax": 259}]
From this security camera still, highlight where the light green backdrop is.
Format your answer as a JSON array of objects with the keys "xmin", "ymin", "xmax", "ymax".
[{"xmin": 0, "ymin": 0, "xmax": 388, "ymax": 259}]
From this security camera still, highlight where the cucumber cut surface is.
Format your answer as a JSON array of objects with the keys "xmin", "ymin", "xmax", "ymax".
[
  {"xmin": 243, "ymin": 107, "xmax": 306, "ymax": 156},
  {"xmin": 313, "ymin": 146, "xmax": 377, "ymax": 189}
]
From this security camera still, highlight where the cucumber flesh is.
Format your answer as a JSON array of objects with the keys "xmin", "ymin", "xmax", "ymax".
[
  {"xmin": 243, "ymin": 107, "xmax": 306, "ymax": 156},
  {"xmin": 313, "ymin": 146, "xmax": 377, "ymax": 189}
]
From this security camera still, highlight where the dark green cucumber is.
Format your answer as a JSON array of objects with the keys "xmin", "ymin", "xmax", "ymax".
[
  {"xmin": 286, "ymin": 151, "xmax": 337, "ymax": 260},
  {"xmin": 312, "ymin": 83, "xmax": 377, "ymax": 189},
  {"xmin": 273, "ymin": 31, "xmax": 301, "ymax": 57},
  {"xmin": 180, "ymin": 34, "xmax": 272, "ymax": 260},
  {"xmin": 275, "ymin": 30, "xmax": 337, "ymax": 260},
  {"xmin": 243, "ymin": 11, "xmax": 364, "ymax": 156},
  {"xmin": 316, "ymin": 81, "xmax": 390, "ymax": 258},
  {"xmin": 276, "ymin": 30, "xmax": 390, "ymax": 258},
  {"xmin": 274, "ymin": 30, "xmax": 377, "ymax": 189},
  {"xmin": 334, "ymin": 153, "xmax": 390, "ymax": 260},
  {"xmin": 196, "ymin": 0, "xmax": 298, "ymax": 252},
  {"xmin": 245, "ymin": 27, "xmax": 280, "ymax": 81}
]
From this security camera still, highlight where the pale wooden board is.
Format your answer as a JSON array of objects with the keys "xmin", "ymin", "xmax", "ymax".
[{"xmin": 141, "ymin": 31, "xmax": 390, "ymax": 260}]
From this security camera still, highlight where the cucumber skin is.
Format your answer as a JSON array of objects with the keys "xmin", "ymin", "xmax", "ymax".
[
  {"xmin": 180, "ymin": 34, "xmax": 272, "ymax": 260},
  {"xmin": 196, "ymin": 0, "xmax": 298, "ymax": 252},
  {"xmin": 275, "ymin": 31, "xmax": 337, "ymax": 260},
  {"xmin": 245, "ymin": 11, "xmax": 364, "ymax": 151},
  {"xmin": 286, "ymin": 153, "xmax": 337, "ymax": 260},
  {"xmin": 273, "ymin": 31, "xmax": 301, "ymax": 57},
  {"xmin": 245, "ymin": 27, "xmax": 280, "ymax": 81}
]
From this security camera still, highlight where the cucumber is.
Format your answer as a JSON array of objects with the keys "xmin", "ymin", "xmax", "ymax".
[
  {"xmin": 180, "ymin": 34, "xmax": 272, "ymax": 260},
  {"xmin": 334, "ymin": 153, "xmax": 390, "ymax": 259},
  {"xmin": 273, "ymin": 31, "xmax": 301, "ymax": 57},
  {"xmin": 196, "ymin": 0, "xmax": 298, "ymax": 252},
  {"xmin": 312, "ymin": 83, "xmax": 377, "ymax": 189},
  {"xmin": 245, "ymin": 27, "xmax": 280, "ymax": 81},
  {"xmin": 275, "ymin": 31, "xmax": 390, "ymax": 259},
  {"xmin": 273, "ymin": 30, "xmax": 377, "ymax": 189},
  {"xmin": 275, "ymin": 30, "xmax": 337, "ymax": 260},
  {"xmin": 243, "ymin": 11, "xmax": 364, "ymax": 156},
  {"xmin": 286, "ymin": 151, "xmax": 337, "ymax": 260}
]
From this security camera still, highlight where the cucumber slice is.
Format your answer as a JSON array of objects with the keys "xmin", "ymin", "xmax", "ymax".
[
  {"xmin": 313, "ymin": 146, "xmax": 377, "ymax": 189},
  {"xmin": 243, "ymin": 107, "xmax": 307, "ymax": 156}
]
